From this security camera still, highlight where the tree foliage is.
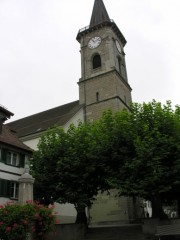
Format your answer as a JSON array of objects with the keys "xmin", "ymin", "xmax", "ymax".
[
  {"xmin": 107, "ymin": 100, "xmax": 180, "ymax": 217},
  {"xmin": 31, "ymin": 121, "xmax": 112, "ymax": 223},
  {"xmin": 32, "ymin": 100, "xmax": 180, "ymax": 220}
]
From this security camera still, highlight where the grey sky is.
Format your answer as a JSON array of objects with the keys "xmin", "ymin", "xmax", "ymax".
[{"xmin": 0, "ymin": 0, "xmax": 180, "ymax": 121}]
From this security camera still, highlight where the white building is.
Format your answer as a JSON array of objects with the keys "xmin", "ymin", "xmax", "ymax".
[{"xmin": 0, "ymin": 105, "xmax": 32, "ymax": 205}]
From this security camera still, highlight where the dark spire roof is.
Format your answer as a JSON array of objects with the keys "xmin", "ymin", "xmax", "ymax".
[
  {"xmin": 90, "ymin": 0, "xmax": 110, "ymax": 28},
  {"xmin": 77, "ymin": 0, "xmax": 127, "ymax": 46}
]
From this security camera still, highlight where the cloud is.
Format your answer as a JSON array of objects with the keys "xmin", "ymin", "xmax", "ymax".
[{"xmin": 0, "ymin": 0, "xmax": 180, "ymax": 121}]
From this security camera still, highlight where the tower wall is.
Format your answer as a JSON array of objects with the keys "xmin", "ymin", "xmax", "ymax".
[
  {"xmin": 79, "ymin": 26, "xmax": 128, "ymax": 83},
  {"xmin": 79, "ymin": 70, "xmax": 131, "ymax": 119}
]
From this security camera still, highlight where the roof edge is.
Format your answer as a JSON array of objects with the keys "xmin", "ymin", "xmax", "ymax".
[{"xmin": 77, "ymin": 20, "xmax": 127, "ymax": 46}]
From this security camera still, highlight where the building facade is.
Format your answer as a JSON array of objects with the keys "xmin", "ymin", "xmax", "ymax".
[{"xmin": 0, "ymin": 105, "xmax": 32, "ymax": 205}]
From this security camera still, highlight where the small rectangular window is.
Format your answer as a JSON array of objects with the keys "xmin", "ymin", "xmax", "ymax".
[
  {"xmin": 10, "ymin": 182, "xmax": 19, "ymax": 199},
  {"xmin": 96, "ymin": 92, "xmax": 99, "ymax": 102},
  {"xmin": 6, "ymin": 152, "xmax": 19, "ymax": 166},
  {"xmin": 12, "ymin": 153, "xmax": 17, "ymax": 165}
]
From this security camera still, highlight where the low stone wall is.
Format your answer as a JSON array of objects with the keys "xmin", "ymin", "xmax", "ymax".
[
  {"xmin": 142, "ymin": 218, "xmax": 180, "ymax": 236},
  {"xmin": 49, "ymin": 224, "xmax": 87, "ymax": 240}
]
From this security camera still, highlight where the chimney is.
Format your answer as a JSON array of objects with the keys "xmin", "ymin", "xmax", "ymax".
[
  {"xmin": 0, "ymin": 117, "xmax": 3, "ymax": 134},
  {"xmin": 0, "ymin": 105, "xmax": 14, "ymax": 134}
]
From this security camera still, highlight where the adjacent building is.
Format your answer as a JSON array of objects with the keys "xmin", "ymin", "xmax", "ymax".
[{"xmin": 0, "ymin": 105, "xmax": 32, "ymax": 205}]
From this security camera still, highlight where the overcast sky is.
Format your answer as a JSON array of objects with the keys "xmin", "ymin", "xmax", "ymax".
[{"xmin": 1, "ymin": 0, "xmax": 180, "ymax": 121}]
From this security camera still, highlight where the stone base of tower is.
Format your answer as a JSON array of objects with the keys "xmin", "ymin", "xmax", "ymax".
[
  {"xmin": 86, "ymin": 97, "xmax": 128, "ymax": 120},
  {"xmin": 89, "ymin": 190, "xmax": 143, "ymax": 225}
]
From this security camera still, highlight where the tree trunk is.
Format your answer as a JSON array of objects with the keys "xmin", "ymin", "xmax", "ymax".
[
  {"xmin": 177, "ymin": 198, "xmax": 180, "ymax": 217},
  {"xmin": 151, "ymin": 195, "xmax": 167, "ymax": 219},
  {"xmin": 132, "ymin": 196, "xmax": 138, "ymax": 220},
  {"xmin": 75, "ymin": 204, "xmax": 87, "ymax": 224}
]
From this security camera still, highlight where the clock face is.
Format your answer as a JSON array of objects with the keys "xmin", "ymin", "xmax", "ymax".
[
  {"xmin": 88, "ymin": 36, "xmax": 101, "ymax": 49},
  {"xmin": 115, "ymin": 40, "xmax": 121, "ymax": 53}
]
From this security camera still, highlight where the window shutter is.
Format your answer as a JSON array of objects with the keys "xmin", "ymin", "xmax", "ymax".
[
  {"xmin": 19, "ymin": 154, "xmax": 25, "ymax": 168},
  {"xmin": 0, "ymin": 179, "xmax": 10, "ymax": 197},
  {"xmin": 0, "ymin": 179, "xmax": 3, "ymax": 196},
  {"xmin": 5, "ymin": 180, "xmax": 11, "ymax": 198},
  {"xmin": 1, "ymin": 148, "xmax": 7, "ymax": 163}
]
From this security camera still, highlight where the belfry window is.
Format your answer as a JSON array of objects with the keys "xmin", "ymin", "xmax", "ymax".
[{"xmin": 93, "ymin": 54, "xmax": 101, "ymax": 69}]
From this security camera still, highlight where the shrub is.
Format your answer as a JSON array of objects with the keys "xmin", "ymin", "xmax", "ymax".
[{"xmin": 0, "ymin": 201, "xmax": 57, "ymax": 240}]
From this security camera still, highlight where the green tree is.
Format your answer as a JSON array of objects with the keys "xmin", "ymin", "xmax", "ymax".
[
  {"xmin": 31, "ymin": 121, "xmax": 111, "ymax": 224},
  {"xmin": 32, "ymin": 100, "xmax": 180, "ymax": 221},
  {"xmin": 109, "ymin": 100, "xmax": 180, "ymax": 218},
  {"xmin": 55, "ymin": 121, "xmax": 110, "ymax": 223},
  {"xmin": 32, "ymin": 127, "xmax": 67, "ymax": 205}
]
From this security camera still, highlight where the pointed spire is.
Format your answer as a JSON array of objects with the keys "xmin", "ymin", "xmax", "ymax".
[
  {"xmin": 90, "ymin": 0, "xmax": 111, "ymax": 28},
  {"xmin": 77, "ymin": 0, "xmax": 126, "ymax": 46}
]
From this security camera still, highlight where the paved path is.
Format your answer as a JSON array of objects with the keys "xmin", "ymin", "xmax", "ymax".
[{"xmin": 83, "ymin": 224, "xmax": 147, "ymax": 240}]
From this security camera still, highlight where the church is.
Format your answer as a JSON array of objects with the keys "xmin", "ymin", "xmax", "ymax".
[{"xmin": 7, "ymin": 0, "xmax": 138, "ymax": 224}]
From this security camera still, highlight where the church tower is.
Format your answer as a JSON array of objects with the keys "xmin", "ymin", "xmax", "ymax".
[
  {"xmin": 77, "ymin": 0, "xmax": 132, "ymax": 120},
  {"xmin": 77, "ymin": 0, "xmax": 136, "ymax": 224}
]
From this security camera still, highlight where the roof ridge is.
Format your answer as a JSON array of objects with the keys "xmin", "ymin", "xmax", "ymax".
[
  {"xmin": 6, "ymin": 101, "xmax": 83, "ymax": 138},
  {"xmin": 10, "ymin": 106, "xmax": 81, "ymax": 132},
  {"xmin": 7, "ymin": 100, "xmax": 79, "ymax": 124}
]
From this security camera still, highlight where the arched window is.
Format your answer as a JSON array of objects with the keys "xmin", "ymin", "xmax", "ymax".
[{"xmin": 93, "ymin": 54, "xmax": 101, "ymax": 69}]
